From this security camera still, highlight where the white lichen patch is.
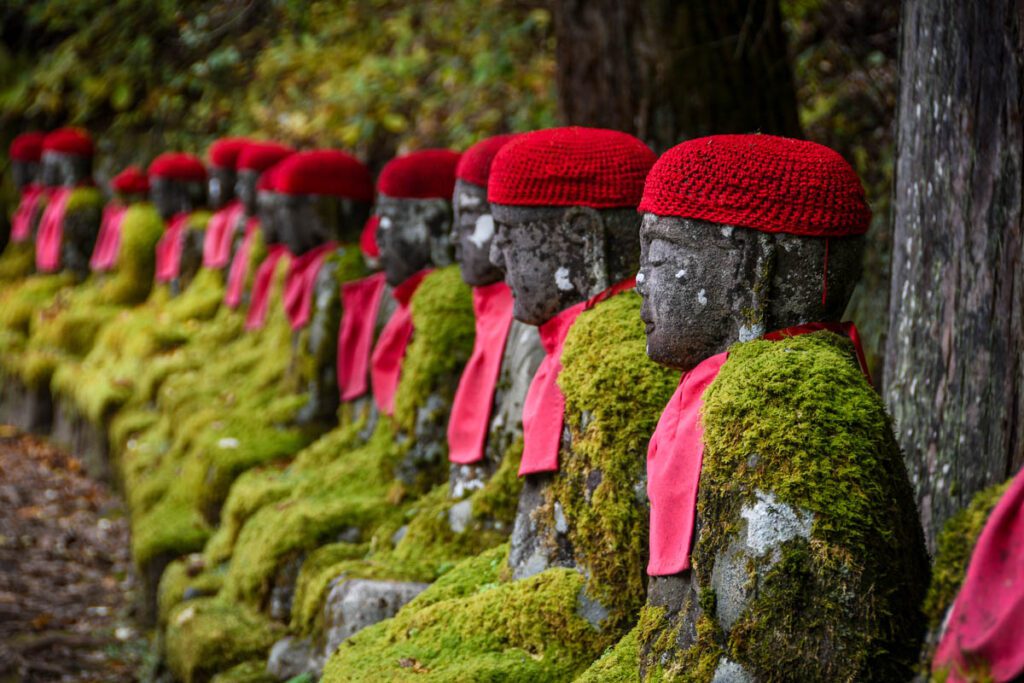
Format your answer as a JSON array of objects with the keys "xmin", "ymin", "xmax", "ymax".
[
  {"xmin": 737, "ymin": 323, "xmax": 764, "ymax": 343},
  {"xmin": 675, "ymin": 269, "xmax": 686, "ymax": 279},
  {"xmin": 555, "ymin": 267, "xmax": 573, "ymax": 291},
  {"xmin": 740, "ymin": 490, "xmax": 813, "ymax": 556},
  {"xmin": 719, "ymin": 226, "xmax": 735, "ymax": 238},
  {"xmin": 469, "ymin": 214, "xmax": 494, "ymax": 248},
  {"xmin": 217, "ymin": 437, "xmax": 240, "ymax": 449},
  {"xmin": 457, "ymin": 191, "xmax": 482, "ymax": 209},
  {"xmin": 697, "ymin": 289, "xmax": 708, "ymax": 306},
  {"xmin": 636, "ymin": 272, "xmax": 645, "ymax": 284}
]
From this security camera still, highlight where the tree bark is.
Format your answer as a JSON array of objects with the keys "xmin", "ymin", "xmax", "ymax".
[
  {"xmin": 885, "ymin": 0, "xmax": 1024, "ymax": 549},
  {"xmin": 550, "ymin": 0, "xmax": 801, "ymax": 152}
]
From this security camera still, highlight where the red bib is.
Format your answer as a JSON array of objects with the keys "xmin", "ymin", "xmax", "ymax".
[
  {"xmin": 646, "ymin": 321, "xmax": 869, "ymax": 576},
  {"xmin": 154, "ymin": 212, "xmax": 190, "ymax": 283},
  {"xmin": 283, "ymin": 241, "xmax": 337, "ymax": 331},
  {"xmin": 447, "ymin": 282, "xmax": 515, "ymax": 465},
  {"xmin": 89, "ymin": 204, "xmax": 129, "ymax": 272},
  {"xmin": 369, "ymin": 270, "xmax": 431, "ymax": 416},
  {"xmin": 244, "ymin": 244, "xmax": 292, "ymax": 331},
  {"xmin": 934, "ymin": 469, "xmax": 1024, "ymax": 683},
  {"xmin": 224, "ymin": 217, "xmax": 260, "ymax": 309},
  {"xmin": 337, "ymin": 272, "xmax": 387, "ymax": 401},
  {"xmin": 34, "ymin": 187, "xmax": 72, "ymax": 272},
  {"xmin": 519, "ymin": 277, "xmax": 636, "ymax": 476},
  {"xmin": 11, "ymin": 185, "xmax": 44, "ymax": 243},
  {"xmin": 202, "ymin": 200, "xmax": 245, "ymax": 269}
]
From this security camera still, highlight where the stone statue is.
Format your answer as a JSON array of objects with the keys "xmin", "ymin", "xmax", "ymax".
[
  {"xmin": 630, "ymin": 134, "xmax": 928, "ymax": 682},
  {"xmin": 148, "ymin": 152, "xmax": 208, "ymax": 295},
  {"xmin": 9, "ymin": 132, "xmax": 43, "ymax": 192},
  {"xmin": 0, "ymin": 132, "xmax": 45, "ymax": 277}
]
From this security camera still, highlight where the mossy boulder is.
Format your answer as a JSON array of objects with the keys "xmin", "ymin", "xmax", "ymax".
[
  {"xmin": 639, "ymin": 331, "xmax": 930, "ymax": 682},
  {"xmin": 0, "ymin": 239, "xmax": 36, "ymax": 282}
]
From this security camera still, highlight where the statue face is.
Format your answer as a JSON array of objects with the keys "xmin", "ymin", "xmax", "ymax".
[
  {"xmin": 376, "ymin": 195, "xmax": 453, "ymax": 287},
  {"xmin": 257, "ymin": 190, "xmax": 280, "ymax": 245},
  {"xmin": 452, "ymin": 179, "xmax": 503, "ymax": 287},
  {"xmin": 12, "ymin": 160, "xmax": 38, "ymax": 190},
  {"xmin": 277, "ymin": 194, "xmax": 320, "ymax": 255},
  {"xmin": 150, "ymin": 177, "xmax": 206, "ymax": 221},
  {"xmin": 40, "ymin": 151, "xmax": 89, "ymax": 188},
  {"xmin": 208, "ymin": 166, "xmax": 236, "ymax": 211},
  {"xmin": 236, "ymin": 170, "xmax": 259, "ymax": 215}
]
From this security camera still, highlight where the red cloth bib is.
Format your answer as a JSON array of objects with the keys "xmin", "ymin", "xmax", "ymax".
[
  {"xmin": 369, "ymin": 269, "xmax": 431, "ymax": 416},
  {"xmin": 11, "ymin": 184, "xmax": 44, "ymax": 243},
  {"xmin": 89, "ymin": 204, "xmax": 129, "ymax": 272},
  {"xmin": 934, "ymin": 469, "xmax": 1024, "ymax": 682},
  {"xmin": 202, "ymin": 200, "xmax": 245, "ymax": 269},
  {"xmin": 283, "ymin": 241, "xmax": 337, "ymax": 331},
  {"xmin": 224, "ymin": 218, "xmax": 260, "ymax": 309},
  {"xmin": 519, "ymin": 277, "xmax": 636, "ymax": 476},
  {"xmin": 34, "ymin": 187, "xmax": 72, "ymax": 272},
  {"xmin": 244, "ymin": 244, "xmax": 291, "ymax": 331},
  {"xmin": 154, "ymin": 212, "xmax": 191, "ymax": 283},
  {"xmin": 646, "ymin": 321, "xmax": 869, "ymax": 576},
  {"xmin": 447, "ymin": 282, "xmax": 515, "ymax": 465},
  {"xmin": 337, "ymin": 272, "xmax": 388, "ymax": 401}
]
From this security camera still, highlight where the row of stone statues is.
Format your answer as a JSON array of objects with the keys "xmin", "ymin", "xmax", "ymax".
[{"xmin": 0, "ymin": 126, "xmax": 1020, "ymax": 683}]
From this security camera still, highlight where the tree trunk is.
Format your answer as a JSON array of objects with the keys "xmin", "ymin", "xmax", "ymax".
[
  {"xmin": 550, "ymin": 0, "xmax": 801, "ymax": 152},
  {"xmin": 885, "ymin": 0, "xmax": 1024, "ymax": 549}
]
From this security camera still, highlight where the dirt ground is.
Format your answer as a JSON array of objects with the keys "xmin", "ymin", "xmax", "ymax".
[{"xmin": 0, "ymin": 427, "xmax": 147, "ymax": 682}]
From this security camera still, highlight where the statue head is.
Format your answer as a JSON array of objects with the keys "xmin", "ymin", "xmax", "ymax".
[
  {"xmin": 9, "ymin": 132, "xmax": 44, "ymax": 190},
  {"xmin": 147, "ymin": 152, "xmax": 208, "ymax": 221},
  {"xmin": 636, "ymin": 134, "xmax": 870, "ymax": 371},
  {"xmin": 451, "ymin": 134, "xmax": 517, "ymax": 287},
  {"xmin": 236, "ymin": 142, "xmax": 294, "ymax": 216},
  {"xmin": 375, "ymin": 149, "xmax": 461, "ymax": 286},
  {"xmin": 40, "ymin": 128, "xmax": 94, "ymax": 188},
  {"xmin": 487, "ymin": 127, "xmax": 656, "ymax": 326},
  {"xmin": 273, "ymin": 149, "xmax": 374, "ymax": 255},
  {"xmin": 206, "ymin": 137, "xmax": 249, "ymax": 210},
  {"xmin": 110, "ymin": 165, "xmax": 150, "ymax": 204},
  {"xmin": 256, "ymin": 166, "xmax": 282, "ymax": 245}
]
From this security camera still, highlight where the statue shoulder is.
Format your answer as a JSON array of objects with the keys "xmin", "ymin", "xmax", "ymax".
[{"xmin": 66, "ymin": 186, "xmax": 104, "ymax": 213}]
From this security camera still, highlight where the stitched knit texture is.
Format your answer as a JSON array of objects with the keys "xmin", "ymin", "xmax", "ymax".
[
  {"xmin": 639, "ymin": 134, "xmax": 871, "ymax": 236},
  {"xmin": 378, "ymin": 148, "xmax": 461, "ymax": 200},
  {"xmin": 208, "ymin": 137, "xmax": 252, "ymax": 169},
  {"xmin": 42, "ymin": 127, "xmax": 94, "ymax": 158},
  {"xmin": 488, "ymin": 127, "xmax": 656, "ymax": 209},
  {"xmin": 111, "ymin": 166, "xmax": 149, "ymax": 195},
  {"xmin": 149, "ymin": 152, "xmax": 207, "ymax": 182},
  {"xmin": 238, "ymin": 142, "xmax": 295, "ymax": 173},
  {"xmin": 275, "ymin": 149, "xmax": 374, "ymax": 201},
  {"xmin": 455, "ymin": 134, "xmax": 518, "ymax": 188},
  {"xmin": 10, "ymin": 132, "xmax": 45, "ymax": 162}
]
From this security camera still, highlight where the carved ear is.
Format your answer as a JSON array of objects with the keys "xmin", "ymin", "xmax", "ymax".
[
  {"xmin": 565, "ymin": 206, "xmax": 609, "ymax": 294},
  {"xmin": 746, "ymin": 231, "xmax": 777, "ymax": 336}
]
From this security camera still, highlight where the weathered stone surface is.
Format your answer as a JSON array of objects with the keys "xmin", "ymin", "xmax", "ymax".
[
  {"xmin": 322, "ymin": 578, "xmax": 429, "ymax": 654},
  {"xmin": 267, "ymin": 636, "xmax": 314, "ymax": 681}
]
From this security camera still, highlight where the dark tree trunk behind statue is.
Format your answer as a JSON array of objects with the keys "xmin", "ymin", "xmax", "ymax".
[
  {"xmin": 550, "ymin": 0, "xmax": 801, "ymax": 152},
  {"xmin": 885, "ymin": 0, "xmax": 1024, "ymax": 549}
]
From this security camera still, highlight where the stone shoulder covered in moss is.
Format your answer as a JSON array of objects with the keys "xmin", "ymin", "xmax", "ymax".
[{"xmin": 644, "ymin": 331, "xmax": 930, "ymax": 682}]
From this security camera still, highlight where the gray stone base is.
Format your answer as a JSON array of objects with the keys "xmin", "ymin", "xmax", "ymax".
[{"xmin": 0, "ymin": 375, "xmax": 52, "ymax": 435}]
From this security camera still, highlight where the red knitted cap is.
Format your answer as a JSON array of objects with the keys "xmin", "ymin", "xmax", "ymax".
[
  {"xmin": 488, "ymin": 127, "xmax": 655, "ymax": 209},
  {"xmin": 378, "ymin": 148, "xmax": 461, "ymax": 200},
  {"xmin": 274, "ymin": 150, "xmax": 374, "ymax": 201},
  {"xmin": 361, "ymin": 215, "xmax": 380, "ymax": 259},
  {"xmin": 148, "ymin": 152, "xmax": 208, "ymax": 183},
  {"xmin": 640, "ymin": 134, "xmax": 871, "ymax": 237},
  {"xmin": 208, "ymin": 137, "xmax": 251, "ymax": 169},
  {"xmin": 456, "ymin": 134, "xmax": 518, "ymax": 188},
  {"xmin": 42, "ymin": 127, "xmax": 95, "ymax": 158},
  {"xmin": 256, "ymin": 164, "xmax": 282, "ymax": 192},
  {"xmin": 238, "ymin": 142, "xmax": 295, "ymax": 173},
  {"xmin": 111, "ymin": 165, "xmax": 150, "ymax": 195},
  {"xmin": 10, "ymin": 132, "xmax": 45, "ymax": 162}
]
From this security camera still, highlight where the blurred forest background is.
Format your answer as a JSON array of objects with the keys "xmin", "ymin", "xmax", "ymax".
[{"xmin": 0, "ymin": 0, "xmax": 897, "ymax": 372}]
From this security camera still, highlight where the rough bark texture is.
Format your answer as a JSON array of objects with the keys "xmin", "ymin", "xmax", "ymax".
[
  {"xmin": 885, "ymin": 0, "xmax": 1024, "ymax": 549},
  {"xmin": 550, "ymin": 0, "xmax": 801, "ymax": 152}
]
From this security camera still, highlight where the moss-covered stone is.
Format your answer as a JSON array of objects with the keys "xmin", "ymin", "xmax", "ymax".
[
  {"xmin": 643, "ymin": 332, "xmax": 930, "ymax": 682},
  {"xmin": 165, "ymin": 596, "xmax": 285, "ymax": 683},
  {"xmin": 0, "ymin": 239, "xmax": 36, "ymax": 282},
  {"xmin": 208, "ymin": 659, "xmax": 278, "ymax": 683},
  {"xmin": 574, "ymin": 624, "xmax": 641, "ymax": 683},
  {"xmin": 158, "ymin": 556, "xmax": 226, "ymax": 626}
]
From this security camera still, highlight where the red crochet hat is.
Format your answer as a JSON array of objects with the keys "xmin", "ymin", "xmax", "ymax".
[
  {"xmin": 208, "ymin": 137, "xmax": 251, "ymax": 169},
  {"xmin": 488, "ymin": 127, "xmax": 655, "ymax": 209},
  {"xmin": 274, "ymin": 150, "xmax": 374, "ymax": 201},
  {"xmin": 9, "ymin": 132, "xmax": 45, "ymax": 162},
  {"xmin": 378, "ymin": 148, "xmax": 461, "ymax": 200},
  {"xmin": 456, "ymin": 134, "xmax": 518, "ymax": 188},
  {"xmin": 148, "ymin": 152, "xmax": 208, "ymax": 183},
  {"xmin": 42, "ymin": 127, "xmax": 94, "ymax": 158},
  {"xmin": 111, "ymin": 165, "xmax": 150, "ymax": 195},
  {"xmin": 256, "ymin": 164, "xmax": 281, "ymax": 192},
  {"xmin": 360, "ymin": 216, "xmax": 380, "ymax": 259},
  {"xmin": 238, "ymin": 142, "xmax": 295, "ymax": 173},
  {"xmin": 640, "ymin": 134, "xmax": 871, "ymax": 237}
]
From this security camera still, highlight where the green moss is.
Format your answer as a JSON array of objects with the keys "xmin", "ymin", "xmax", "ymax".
[
  {"xmin": 637, "ymin": 603, "xmax": 723, "ymax": 683},
  {"xmin": 574, "ymin": 624, "xmax": 640, "ymax": 683},
  {"xmin": 0, "ymin": 239, "xmax": 35, "ymax": 282},
  {"xmin": 132, "ymin": 494, "xmax": 212, "ymax": 571},
  {"xmin": 550, "ymin": 292, "xmax": 677, "ymax": 635},
  {"xmin": 209, "ymin": 660, "xmax": 277, "ymax": 683},
  {"xmin": 165, "ymin": 596, "xmax": 284, "ymax": 683},
  {"xmin": 288, "ymin": 542, "xmax": 376, "ymax": 635},
  {"xmin": 97, "ymin": 201, "xmax": 163, "ymax": 305},
  {"xmin": 65, "ymin": 186, "xmax": 104, "ymax": 213},
  {"xmin": 654, "ymin": 331, "xmax": 929, "ymax": 682},
  {"xmin": 158, "ymin": 556, "xmax": 226, "ymax": 626}
]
